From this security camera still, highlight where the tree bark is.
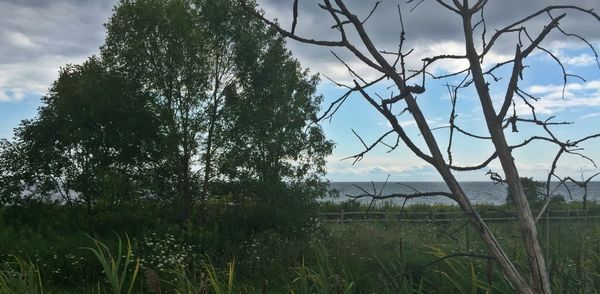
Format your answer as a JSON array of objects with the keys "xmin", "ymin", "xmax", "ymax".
[
  {"xmin": 203, "ymin": 55, "xmax": 220, "ymax": 198},
  {"xmin": 241, "ymin": 0, "xmax": 565, "ymax": 292},
  {"xmin": 339, "ymin": 3, "xmax": 535, "ymax": 290},
  {"xmin": 388, "ymin": 77, "xmax": 535, "ymax": 294},
  {"xmin": 461, "ymin": 12, "xmax": 551, "ymax": 294}
]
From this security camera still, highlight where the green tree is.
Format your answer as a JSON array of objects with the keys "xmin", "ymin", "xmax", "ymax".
[
  {"xmin": 1, "ymin": 0, "xmax": 332, "ymax": 232},
  {"xmin": 215, "ymin": 27, "xmax": 333, "ymax": 234},
  {"xmin": 102, "ymin": 0, "xmax": 210, "ymax": 220},
  {"xmin": 0, "ymin": 140, "xmax": 34, "ymax": 205},
  {"xmin": 220, "ymin": 35, "xmax": 331, "ymax": 184},
  {"xmin": 0, "ymin": 57, "xmax": 161, "ymax": 211},
  {"xmin": 102, "ymin": 0, "xmax": 333, "ymax": 224},
  {"xmin": 506, "ymin": 177, "xmax": 543, "ymax": 207}
]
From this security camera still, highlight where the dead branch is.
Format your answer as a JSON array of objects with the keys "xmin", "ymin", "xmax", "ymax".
[{"xmin": 244, "ymin": 0, "xmax": 600, "ymax": 292}]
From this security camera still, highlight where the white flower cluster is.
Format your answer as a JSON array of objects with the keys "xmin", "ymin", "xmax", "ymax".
[{"xmin": 137, "ymin": 233, "xmax": 196, "ymax": 271}]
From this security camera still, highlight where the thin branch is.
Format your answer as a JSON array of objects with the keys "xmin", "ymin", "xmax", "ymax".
[
  {"xmin": 317, "ymin": 75, "xmax": 387, "ymax": 122},
  {"xmin": 354, "ymin": 80, "xmax": 436, "ymax": 165},
  {"xmin": 434, "ymin": 0, "xmax": 462, "ymax": 15},
  {"xmin": 291, "ymin": 0, "xmax": 299, "ymax": 34},
  {"xmin": 331, "ymin": 51, "xmax": 367, "ymax": 84},
  {"xmin": 240, "ymin": 1, "xmax": 344, "ymax": 47},
  {"xmin": 342, "ymin": 130, "xmax": 395, "ymax": 164},
  {"xmin": 362, "ymin": 1, "xmax": 381, "ymax": 25}
]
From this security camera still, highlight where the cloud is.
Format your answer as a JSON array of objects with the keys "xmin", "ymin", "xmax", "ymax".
[
  {"xmin": 580, "ymin": 112, "xmax": 600, "ymax": 120},
  {"xmin": 2, "ymin": 29, "xmax": 39, "ymax": 50},
  {"xmin": 325, "ymin": 155, "xmax": 438, "ymax": 181},
  {"xmin": 563, "ymin": 53, "xmax": 598, "ymax": 67},
  {"xmin": 257, "ymin": 0, "xmax": 600, "ymax": 84},
  {"xmin": 0, "ymin": 88, "xmax": 26, "ymax": 103},
  {"xmin": 0, "ymin": 55, "xmax": 91, "ymax": 102},
  {"xmin": 519, "ymin": 80, "xmax": 600, "ymax": 114},
  {"xmin": 0, "ymin": 0, "xmax": 116, "ymax": 103},
  {"xmin": 3, "ymin": 0, "xmax": 599, "ymax": 102}
]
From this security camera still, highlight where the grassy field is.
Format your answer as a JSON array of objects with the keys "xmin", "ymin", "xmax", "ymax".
[{"xmin": 2, "ymin": 203, "xmax": 600, "ymax": 293}]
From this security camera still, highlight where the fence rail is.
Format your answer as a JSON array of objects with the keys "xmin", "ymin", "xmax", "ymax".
[{"xmin": 318, "ymin": 209, "xmax": 600, "ymax": 223}]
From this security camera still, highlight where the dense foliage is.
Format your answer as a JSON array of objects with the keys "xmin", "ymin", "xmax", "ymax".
[
  {"xmin": 2, "ymin": 201, "xmax": 600, "ymax": 292},
  {"xmin": 0, "ymin": 3, "xmax": 335, "ymax": 291},
  {"xmin": 0, "ymin": 0, "xmax": 332, "ymax": 233},
  {"xmin": 505, "ymin": 177, "xmax": 553, "ymax": 208}
]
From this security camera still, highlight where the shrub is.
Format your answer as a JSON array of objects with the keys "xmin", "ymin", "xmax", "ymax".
[{"xmin": 506, "ymin": 177, "xmax": 543, "ymax": 207}]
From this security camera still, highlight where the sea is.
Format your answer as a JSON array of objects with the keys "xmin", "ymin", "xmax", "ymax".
[{"xmin": 327, "ymin": 181, "xmax": 600, "ymax": 206}]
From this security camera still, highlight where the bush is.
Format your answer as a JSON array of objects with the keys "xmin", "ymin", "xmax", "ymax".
[{"xmin": 506, "ymin": 177, "xmax": 543, "ymax": 207}]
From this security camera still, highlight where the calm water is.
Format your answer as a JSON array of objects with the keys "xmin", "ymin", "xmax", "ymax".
[{"xmin": 328, "ymin": 181, "xmax": 600, "ymax": 206}]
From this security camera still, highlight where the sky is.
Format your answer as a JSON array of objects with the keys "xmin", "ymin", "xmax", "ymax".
[{"xmin": 1, "ymin": 0, "xmax": 600, "ymax": 182}]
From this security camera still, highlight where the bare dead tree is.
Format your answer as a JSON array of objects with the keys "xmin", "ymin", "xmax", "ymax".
[
  {"xmin": 241, "ymin": 0, "xmax": 600, "ymax": 293},
  {"xmin": 565, "ymin": 172, "xmax": 600, "ymax": 211}
]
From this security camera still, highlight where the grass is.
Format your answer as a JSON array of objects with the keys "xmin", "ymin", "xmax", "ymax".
[
  {"xmin": 319, "ymin": 198, "xmax": 600, "ymax": 214},
  {"xmin": 1, "ymin": 202, "xmax": 600, "ymax": 292},
  {"xmin": 82, "ymin": 234, "xmax": 140, "ymax": 294},
  {"xmin": 0, "ymin": 255, "xmax": 45, "ymax": 294},
  {"xmin": 321, "ymin": 218, "xmax": 600, "ymax": 292}
]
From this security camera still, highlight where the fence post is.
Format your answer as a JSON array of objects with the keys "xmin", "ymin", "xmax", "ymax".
[{"xmin": 341, "ymin": 209, "xmax": 344, "ymax": 224}]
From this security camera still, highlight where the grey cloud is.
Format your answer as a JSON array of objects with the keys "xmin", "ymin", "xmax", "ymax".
[
  {"xmin": 258, "ymin": 0, "xmax": 600, "ymax": 78},
  {"xmin": 2, "ymin": 0, "xmax": 600, "ymax": 101},
  {"xmin": 0, "ymin": 0, "xmax": 117, "ymax": 101},
  {"xmin": 260, "ymin": 0, "xmax": 600, "ymax": 45},
  {"xmin": 0, "ymin": 0, "xmax": 116, "ymax": 64}
]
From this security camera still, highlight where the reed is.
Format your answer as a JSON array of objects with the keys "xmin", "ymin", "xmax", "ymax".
[
  {"xmin": 81, "ymin": 233, "xmax": 140, "ymax": 294},
  {"xmin": 0, "ymin": 255, "xmax": 45, "ymax": 294}
]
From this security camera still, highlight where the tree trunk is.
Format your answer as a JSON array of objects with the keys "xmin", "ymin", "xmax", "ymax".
[
  {"xmin": 203, "ymin": 51, "xmax": 221, "ymax": 199},
  {"xmin": 461, "ymin": 12, "xmax": 551, "ymax": 294},
  {"xmin": 390, "ymin": 76, "xmax": 534, "ymax": 293},
  {"xmin": 583, "ymin": 188, "xmax": 588, "ymax": 212},
  {"xmin": 339, "ymin": 5, "xmax": 537, "ymax": 290}
]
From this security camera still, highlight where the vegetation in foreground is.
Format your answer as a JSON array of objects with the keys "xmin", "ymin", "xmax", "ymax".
[
  {"xmin": 1, "ymin": 0, "xmax": 599, "ymax": 293},
  {"xmin": 2, "ymin": 200, "xmax": 600, "ymax": 293}
]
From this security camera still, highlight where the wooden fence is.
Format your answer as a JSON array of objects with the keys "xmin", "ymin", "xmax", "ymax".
[{"xmin": 318, "ymin": 209, "xmax": 600, "ymax": 223}]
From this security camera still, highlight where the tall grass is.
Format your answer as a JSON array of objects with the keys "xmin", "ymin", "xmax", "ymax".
[
  {"xmin": 159, "ymin": 259, "xmax": 238, "ymax": 294},
  {"xmin": 204, "ymin": 260, "xmax": 236, "ymax": 294},
  {"xmin": 81, "ymin": 233, "xmax": 140, "ymax": 294},
  {"xmin": 290, "ymin": 245, "xmax": 356, "ymax": 294},
  {"xmin": 0, "ymin": 255, "xmax": 45, "ymax": 294},
  {"xmin": 2, "ymin": 212, "xmax": 600, "ymax": 292},
  {"xmin": 163, "ymin": 263, "xmax": 205, "ymax": 294}
]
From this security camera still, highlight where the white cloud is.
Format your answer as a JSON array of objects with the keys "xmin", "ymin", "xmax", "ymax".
[
  {"xmin": 543, "ymin": 40, "xmax": 600, "ymax": 67},
  {"xmin": 0, "ymin": 88, "xmax": 26, "ymax": 103},
  {"xmin": 563, "ymin": 53, "xmax": 598, "ymax": 67},
  {"xmin": 528, "ymin": 80, "xmax": 600, "ymax": 94},
  {"xmin": 0, "ymin": 0, "xmax": 115, "ymax": 103},
  {"xmin": 0, "ymin": 54, "xmax": 90, "ymax": 103},
  {"xmin": 398, "ymin": 120, "xmax": 417, "ymax": 128},
  {"xmin": 291, "ymin": 39, "xmax": 516, "ymax": 87},
  {"xmin": 580, "ymin": 112, "xmax": 600, "ymax": 120},
  {"xmin": 325, "ymin": 154, "xmax": 439, "ymax": 181},
  {"xmin": 378, "ymin": 119, "xmax": 418, "ymax": 129},
  {"xmin": 516, "ymin": 80, "xmax": 600, "ymax": 115},
  {"xmin": 3, "ymin": 29, "xmax": 39, "ymax": 50}
]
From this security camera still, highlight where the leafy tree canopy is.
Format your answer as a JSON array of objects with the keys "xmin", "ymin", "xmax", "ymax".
[{"xmin": 0, "ymin": 0, "xmax": 333, "ymax": 229}]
